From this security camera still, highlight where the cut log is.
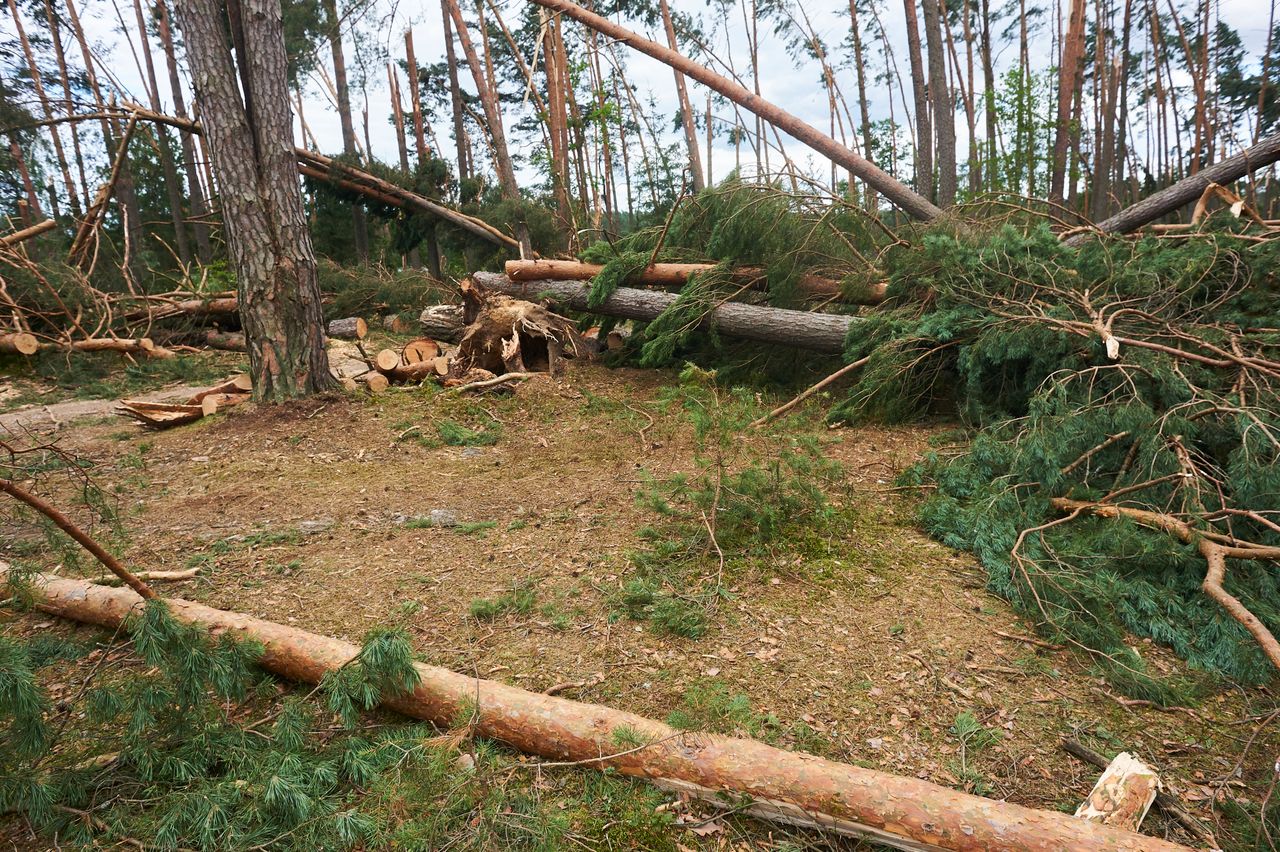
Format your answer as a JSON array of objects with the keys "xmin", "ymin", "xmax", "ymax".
[
  {"xmin": 473, "ymin": 272, "xmax": 856, "ymax": 354},
  {"xmin": 378, "ymin": 360, "xmax": 439, "ymax": 384},
  {"xmin": 419, "ymin": 304, "xmax": 466, "ymax": 342},
  {"xmin": 117, "ymin": 400, "xmax": 204, "ymax": 428},
  {"xmin": 432, "ymin": 355, "xmax": 451, "ymax": 376},
  {"xmin": 0, "ymin": 332, "xmax": 39, "ymax": 356},
  {"xmin": 0, "ymin": 218, "xmax": 56, "ymax": 247},
  {"xmin": 203, "ymin": 330, "xmax": 245, "ymax": 351},
  {"xmin": 375, "ymin": 348, "xmax": 402, "ymax": 373},
  {"xmin": 1074, "ymin": 752, "xmax": 1161, "ymax": 832},
  {"xmin": 402, "ymin": 338, "xmax": 440, "ymax": 364},
  {"xmin": 524, "ymin": 0, "xmax": 941, "ymax": 222},
  {"xmin": 504, "ymin": 259, "xmax": 886, "ymax": 304},
  {"xmin": 363, "ymin": 372, "xmax": 390, "ymax": 393},
  {"xmin": 188, "ymin": 374, "xmax": 252, "ymax": 404},
  {"xmin": 383, "ymin": 313, "xmax": 416, "ymax": 335},
  {"xmin": 124, "ymin": 295, "xmax": 238, "ymax": 323},
  {"xmin": 327, "ymin": 317, "xmax": 368, "ymax": 340},
  {"xmin": 6, "ymin": 570, "xmax": 1194, "ymax": 852},
  {"xmin": 199, "ymin": 393, "xmax": 250, "ymax": 416},
  {"xmin": 51, "ymin": 338, "xmax": 176, "ymax": 359}
]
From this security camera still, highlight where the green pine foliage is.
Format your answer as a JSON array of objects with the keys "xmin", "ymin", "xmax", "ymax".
[
  {"xmin": 834, "ymin": 221, "xmax": 1280, "ymax": 689},
  {"xmin": 618, "ymin": 366, "xmax": 842, "ymax": 638}
]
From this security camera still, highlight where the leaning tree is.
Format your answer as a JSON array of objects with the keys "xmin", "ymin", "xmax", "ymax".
[{"xmin": 173, "ymin": 0, "xmax": 333, "ymax": 400}]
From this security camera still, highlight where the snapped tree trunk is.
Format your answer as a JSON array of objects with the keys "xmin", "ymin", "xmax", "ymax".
[
  {"xmin": 1050, "ymin": 0, "xmax": 1087, "ymax": 206},
  {"xmin": 1066, "ymin": 132, "xmax": 1280, "ymax": 241},
  {"xmin": 526, "ymin": 0, "xmax": 942, "ymax": 222},
  {"xmin": 174, "ymin": 0, "xmax": 333, "ymax": 400},
  {"xmin": 9, "ymin": 570, "xmax": 1195, "ymax": 852},
  {"xmin": 441, "ymin": 4, "xmax": 471, "ymax": 182}
]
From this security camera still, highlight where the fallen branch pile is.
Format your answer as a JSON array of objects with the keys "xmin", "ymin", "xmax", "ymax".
[{"xmin": 7, "ymin": 569, "xmax": 1192, "ymax": 852}]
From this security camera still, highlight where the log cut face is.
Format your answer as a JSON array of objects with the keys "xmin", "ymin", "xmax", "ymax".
[
  {"xmin": 1075, "ymin": 752, "xmax": 1161, "ymax": 830},
  {"xmin": 455, "ymin": 287, "xmax": 593, "ymax": 375},
  {"xmin": 11, "ymin": 571, "xmax": 1192, "ymax": 852}
]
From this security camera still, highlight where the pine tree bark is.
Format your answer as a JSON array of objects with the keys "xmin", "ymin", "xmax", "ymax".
[
  {"xmin": 848, "ymin": 0, "xmax": 876, "ymax": 211},
  {"xmin": 132, "ymin": 0, "xmax": 191, "ymax": 265},
  {"xmin": 443, "ymin": 0, "xmax": 532, "ymax": 256},
  {"xmin": 902, "ymin": 0, "xmax": 934, "ymax": 202},
  {"xmin": 920, "ymin": 0, "xmax": 954, "ymax": 205},
  {"xmin": 156, "ymin": 0, "xmax": 212, "ymax": 263},
  {"xmin": 660, "ymin": 0, "xmax": 705, "ymax": 192},
  {"xmin": 321, "ymin": 0, "xmax": 369, "ymax": 262},
  {"xmin": 173, "ymin": 0, "xmax": 333, "ymax": 400},
  {"xmin": 7, "ymin": 0, "xmax": 81, "ymax": 217},
  {"xmin": 979, "ymin": 0, "xmax": 997, "ymax": 191},
  {"xmin": 403, "ymin": 30, "xmax": 430, "ymax": 161},
  {"xmin": 1050, "ymin": 0, "xmax": 1087, "ymax": 206}
]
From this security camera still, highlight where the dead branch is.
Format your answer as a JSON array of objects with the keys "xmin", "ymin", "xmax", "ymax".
[
  {"xmin": 751, "ymin": 356, "xmax": 871, "ymax": 426},
  {"xmin": 0, "ymin": 218, "xmax": 56, "ymax": 247},
  {"xmin": 0, "ymin": 481, "xmax": 154, "ymax": 598}
]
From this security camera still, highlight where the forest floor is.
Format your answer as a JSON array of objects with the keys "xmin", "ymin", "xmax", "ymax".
[{"xmin": 1, "ymin": 344, "xmax": 1276, "ymax": 850}]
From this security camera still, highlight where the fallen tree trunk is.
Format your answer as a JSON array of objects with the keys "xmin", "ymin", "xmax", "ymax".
[
  {"xmin": 46, "ymin": 338, "xmax": 175, "ymax": 359},
  {"xmin": 419, "ymin": 304, "xmax": 465, "ymax": 342},
  {"xmin": 0, "ymin": 218, "xmax": 56, "ymax": 247},
  {"xmin": 327, "ymin": 316, "xmax": 368, "ymax": 340},
  {"xmin": 504, "ymin": 259, "xmax": 884, "ymax": 303},
  {"xmin": 473, "ymin": 272, "xmax": 856, "ymax": 354},
  {"xmin": 7, "ymin": 570, "xmax": 1192, "ymax": 852},
  {"xmin": 1067, "ymin": 132, "xmax": 1280, "ymax": 242},
  {"xmin": 123, "ymin": 295, "xmax": 238, "ymax": 324},
  {"xmin": 524, "ymin": 0, "xmax": 941, "ymax": 222},
  {"xmin": 0, "ymin": 331, "xmax": 39, "ymax": 355},
  {"xmin": 202, "ymin": 330, "xmax": 245, "ymax": 351}
]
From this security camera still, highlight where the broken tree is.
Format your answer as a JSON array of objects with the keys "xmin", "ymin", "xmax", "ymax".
[
  {"xmin": 9, "ymin": 570, "xmax": 1193, "ymax": 852},
  {"xmin": 472, "ymin": 272, "xmax": 856, "ymax": 354}
]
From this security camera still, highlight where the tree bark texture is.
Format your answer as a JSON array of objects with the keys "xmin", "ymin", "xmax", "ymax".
[
  {"xmin": 321, "ymin": 0, "xmax": 369, "ymax": 261},
  {"xmin": 473, "ymin": 272, "xmax": 856, "ymax": 353},
  {"xmin": 7, "ymin": 570, "xmax": 1194, "ymax": 852},
  {"xmin": 156, "ymin": 0, "xmax": 213, "ymax": 263},
  {"xmin": 902, "ymin": 0, "xmax": 934, "ymax": 203},
  {"xmin": 526, "ymin": 0, "xmax": 942, "ymax": 222},
  {"xmin": 174, "ymin": 0, "xmax": 333, "ymax": 400},
  {"xmin": 919, "ymin": 0, "xmax": 954, "ymax": 206}
]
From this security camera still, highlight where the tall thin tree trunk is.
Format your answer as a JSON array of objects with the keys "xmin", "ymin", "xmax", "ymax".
[
  {"xmin": 903, "ymin": 0, "xmax": 934, "ymax": 201},
  {"xmin": 10, "ymin": 140, "xmax": 43, "ymax": 219},
  {"xmin": 65, "ymin": 0, "xmax": 144, "ymax": 272},
  {"xmin": 921, "ymin": 0, "xmax": 954, "ymax": 205},
  {"xmin": 156, "ymin": 0, "xmax": 212, "ymax": 263},
  {"xmin": 321, "ymin": 0, "xmax": 369, "ymax": 261},
  {"xmin": 661, "ymin": 0, "xmax": 705, "ymax": 191},
  {"xmin": 7, "ymin": 0, "xmax": 80, "ymax": 217},
  {"xmin": 44, "ymin": 0, "xmax": 91, "ymax": 209},
  {"xmin": 404, "ymin": 31, "xmax": 431, "ymax": 161},
  {"xmin": 441, "ymin": 4, "xmax": 471, "ymax": 182},
  {"xmin": 132, "ymin": 0, "xmax": 191, "ymax": 265},
  {"xmin": 442, "ymin": 0, "xmax": 532, "ymax": 256},
  {"xmin": 848, "ymin": 0, "xmax": 877, "ymax": 211},
  {"xmin": 1050, "ymin": 0, "xmax": 1087, "ymax": 205},
  {"xmin": 979, "ymin": 0, "xmax": 997, "ymax": 191},
  {"xmin": 174, "ymin": 0, "xmax": 333, "ymax": 400}
]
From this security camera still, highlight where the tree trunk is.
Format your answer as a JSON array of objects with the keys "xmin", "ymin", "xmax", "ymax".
[
  {"xmin": 441, "ymin": 4, "xmax": 471, "ymax": 182},
  {"xmin": 387, "ymin": 63, "xmax": 422, "ymax": 270},
  {"xmin": 174, "ymin": 0, "xmax": 333, "ymax": 400},
  {"xmin": 1066, "ymin": 132, "xmax": 1280, "ymax": 241},
  {"xmin": 527, "ymin": 0, "xmax": 941, "ymax": 221},
  {"xmin": 43, "ymin": 0, "xmax": 92, "ymax": 208},
  {"xmin": 11, "ymin": 570, "xmax": 1196, "ymax": 852},
  {"xmin": 902, "ymin": 0, "xmax": 934, "ymax": 202},
  {"xmin": 131, "ymin": 0, "xmax": 191, "ymax": 265},
  {"xmin": 443, "ymin": 0, "xmax": 532, "ymax": 256},
  {"xmin": 979, "ymin": 0, "xmax": 997, "ymax": 191},
  {"xmin": 65, "ymin": 0, "xmax": 145, "ymax": 272},
  {"xmin": 920, "ymin": 0, "xmax": 954, "ymax": 205},
  {"xmin": 1050, "ymin": 0, "xmax": 1087, "ymax": 206},
  {"xmin": 321, "ymin": 0, "xmax": 369, "ymax": 262},
  {"xmin": 539, "ymin": 8, "xmax": 574, "ymax": 230},
  {"xmin": 156, "ymin": 0, "xmax": 212, "ymax": 264},
  {"xmin": 848, "ymin": 0, "xmax": 876, "ymax": 211},
  {"xmin": 403, "ymin": 31, "xmax": 430, "ymax": 162},
  {"xmin": 9, "ymin": 141, "xmax": 44, "ymax": 220},
  {"xmin": 474, "ymin": 272, "xmax": 856, "ymax": 353},
  {"xmin": 660, "ymin": 0, "xmax": 706, "ymax": 192}
]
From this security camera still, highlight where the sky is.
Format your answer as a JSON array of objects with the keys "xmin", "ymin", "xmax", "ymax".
[{"xmin": 6, "ymin": 0, "xmax": 1277, "ymax": 201}]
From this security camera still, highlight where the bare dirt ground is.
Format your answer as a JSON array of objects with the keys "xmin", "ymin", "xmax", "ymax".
[{"xmin": 3, "ymin": 357, "xmax": 1276, "ymax": 849}]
